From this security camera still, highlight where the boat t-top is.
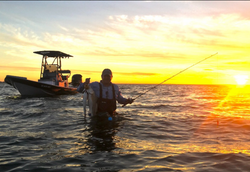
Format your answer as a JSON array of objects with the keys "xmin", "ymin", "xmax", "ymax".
[{"xmin": 5, "ymin": 50, "xmax": 81, "ymax": 97}]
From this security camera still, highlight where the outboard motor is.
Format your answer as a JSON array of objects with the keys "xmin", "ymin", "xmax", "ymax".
[{"xmin": 72, "ymin": 74, "xmax": 82, "ymax": 87}]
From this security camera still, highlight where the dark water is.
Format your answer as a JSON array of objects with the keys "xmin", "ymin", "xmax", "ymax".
[{"xmin": 1, "ymin": 82, "xmax": 250, "ymax": 172}]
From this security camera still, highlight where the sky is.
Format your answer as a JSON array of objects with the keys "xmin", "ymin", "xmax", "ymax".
[{"xmin": 1, "ymin": 1, "xmax": 250, "ymax": 85}]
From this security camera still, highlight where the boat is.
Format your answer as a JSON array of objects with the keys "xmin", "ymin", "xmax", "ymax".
[{"xmin": 4, "ymin": 50, "xmax": 81, "ymax": 97}]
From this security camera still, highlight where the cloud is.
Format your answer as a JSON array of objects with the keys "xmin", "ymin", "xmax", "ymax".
[
  {"xmin": 2, "ymin": 8, "xmax": 250, "ymax": 60},
  {"xmin": 0, "ymin": 23, "xmax": 47, "ymax": 58},
  {"xmin": 80, "ymin": 13, "xmax": 250, "ymax": 58},
  {"xmin": 72, "ymin": 69, "xmax": 101, "ymax": 75},
  {"xmin": 72, "ymin": 69, "xmax": 158, "ymax": 77},
  {"xmin": 0, "ymin": 65, "xmax": 40, "ymax": 71},
  {"xmin": 224, "ymin": 61, "xmax": 250, "ymax": 71},
  {"xmin": 1, "ymin": 2, "xmax": 250, "ymax": 84},
  {"xmin": 202, "ymin": 60, "xmax": 250, "ymax": 73},
  {"xmin": 117, "ymin": 72, "xmax": 158, "ymax": 76},
  {"xmin": 204, "ymin": 69, "xmax": 214, "ymax": 71}
]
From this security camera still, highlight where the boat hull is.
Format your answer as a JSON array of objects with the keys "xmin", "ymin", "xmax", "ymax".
[{"xmin": 4, "ymin": 75, "xmax": 78, "ymax": 97}]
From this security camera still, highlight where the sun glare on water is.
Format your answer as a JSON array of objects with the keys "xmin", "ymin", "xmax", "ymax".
[{"xmin": 234, "ymin": 74, "xmax": 249, "ymax": 85}]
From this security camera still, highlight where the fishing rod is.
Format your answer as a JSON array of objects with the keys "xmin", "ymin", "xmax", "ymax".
[{"xmin": 123, "ymin": 52, "xmax": 218, "ymax": 107}]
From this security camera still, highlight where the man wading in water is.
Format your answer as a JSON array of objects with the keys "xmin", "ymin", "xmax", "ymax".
[{"xmin": 77, "ymin": 68, "xmax": 134, "ymax": 118}]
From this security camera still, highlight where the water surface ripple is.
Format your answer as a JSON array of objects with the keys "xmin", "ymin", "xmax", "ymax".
[{"xmin": 1, "ymin": 83, "xmax": 250, "ymax": 171}]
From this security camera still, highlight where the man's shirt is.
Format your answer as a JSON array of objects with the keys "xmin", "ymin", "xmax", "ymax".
[{"xmin": 77, "ymin": 81, "xmax": 127, "ymax": 104}]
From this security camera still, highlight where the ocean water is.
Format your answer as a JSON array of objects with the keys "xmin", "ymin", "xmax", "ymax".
[{"xmin": 1, "ymin": 82, "xmax": 250, "ymax": 172}]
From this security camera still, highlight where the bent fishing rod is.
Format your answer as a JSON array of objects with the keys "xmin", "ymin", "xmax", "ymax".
[{"xmin": 123, "ymin": 52, "xmax": 218, "ymax": 107}]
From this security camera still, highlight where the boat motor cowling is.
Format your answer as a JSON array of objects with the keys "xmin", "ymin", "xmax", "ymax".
[{"xmin": 72, "ymin": 74, "xmax": 82, "ymax": 87}]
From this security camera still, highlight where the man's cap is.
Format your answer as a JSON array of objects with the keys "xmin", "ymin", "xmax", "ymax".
[{"xmin": 102, "ymin": 68, "xmax": 113, "ymax": 77}]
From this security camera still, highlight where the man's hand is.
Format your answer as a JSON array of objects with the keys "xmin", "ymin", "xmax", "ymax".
[
  {"xmin": 84, "ymin": 78, "xmax": 90, "ymax": 89},
  {"xmin": 122, "ymin": 98, "xmax": 134, "ymax": 107},
  {"xmin": 84, "ymin": 83, "xmax": 89, "ymax": 89},
  {"xmin": 127, "ymin": 98, "xmax": 134, "ymax": 104}
]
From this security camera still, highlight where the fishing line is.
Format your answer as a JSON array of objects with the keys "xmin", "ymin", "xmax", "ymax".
[{"xmin": 123, "ymin": 52, "xmax": 218, "ymax": 107}]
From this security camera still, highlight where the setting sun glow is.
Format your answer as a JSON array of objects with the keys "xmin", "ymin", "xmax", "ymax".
[
  {"xmin": 234, "ymin": 75, "xmax": 249, "ymax": 85},
  {"xmin": 1, "ymin": 2, "xmax": 250, "ymax": 85}
]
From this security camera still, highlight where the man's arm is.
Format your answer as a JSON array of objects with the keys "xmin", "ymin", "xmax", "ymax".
[
  {"xmin": 115, "ymin": 85, "xmax": 134, "ymax": 105},
  {"xmin": 77, "ymin": 83, "xmax": 84, "ymax": 93},
  {"xmin": 77, "ymin": 78, "xmax": 91, "ymax": 93}
]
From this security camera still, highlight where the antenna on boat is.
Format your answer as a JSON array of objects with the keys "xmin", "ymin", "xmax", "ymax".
[{"xmin": 122, "ymin": 52, "xmax": 218, "ymax": 107}]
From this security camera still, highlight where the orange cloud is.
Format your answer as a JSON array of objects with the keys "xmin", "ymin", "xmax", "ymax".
[
  {"xmin": 0, "ymin": 65, "xmax": 39, "ymax": 71},
  {"xmin": 1, "ymin": 3, "xmax": 250, "ymax": 85}
]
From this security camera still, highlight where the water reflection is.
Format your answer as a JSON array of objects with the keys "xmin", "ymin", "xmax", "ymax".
[
  {"xmin": 74, "ymin": 115, "xmax": 121, "ymax": 154},
  {"xmin": 87, "ymin": 117, "xmax": 119, "ymax": 153},
  {"xmin": 188, "ymin": 84, "xmax": 250, "ymax": 156},
  {"xmin": 213, "ymin": 85, "xmax": 250, "ymax": 119}
]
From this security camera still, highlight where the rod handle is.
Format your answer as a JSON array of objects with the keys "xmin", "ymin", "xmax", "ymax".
[{"xmin": 122, "ymin": 98, "xmax": 135, "ymax": 107}]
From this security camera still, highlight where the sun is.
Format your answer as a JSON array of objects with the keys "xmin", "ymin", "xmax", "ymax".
[{"xmin": 234, "ymin": 74, "xmax": 249, "ymax": 85}]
